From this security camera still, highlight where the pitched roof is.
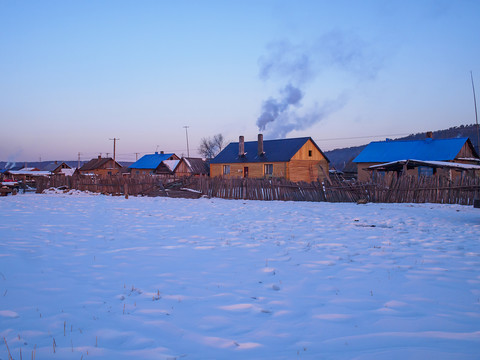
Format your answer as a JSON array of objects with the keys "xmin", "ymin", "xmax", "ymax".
[
  {"xmin": 79, "ymin": 157, "xmax": 121, "ymax": 171},
  {"xmin": 6, "ymin": 170, "xmax": 51, "ymax": 176},
  {"xmin": 129, "ymin": 153, "xmax": 176, "ymax": 169},
  {"xmin": 60, "ymin": 168, "xmax": 76, "ymax": 176},
  {"xmin": 210, "ymin": 137, "xmax": 329, "ymax": 164},
  {"xmin": 353, "ymin": 137, "xmax": 477, "ymax": 163},
  {"xmin": 181, "ymin": 157, "xmax": 209, "ymax": 175},
  {"xmin": 42, "ymin": 162, "xmax": 71, "ymax": 172},
  {"xmin": 20, "ymin": 167, "xmax": 40, "ymax": 171},
  {"xmin": 163, "ymin": 160, "xmax": 180, "ymax": 172}
]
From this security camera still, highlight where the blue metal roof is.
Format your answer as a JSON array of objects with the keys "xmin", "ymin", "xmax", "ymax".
[
  {"xmin": 353, "ymin": 137, "xmax": 470, "ymax": 163},
  {"xmin": 129, "ymin": 153, "xmax": 176, "ymax": 169},
  {"xmin": 210, "ymin": 137, "xmax": 329, "ymax": 163}
]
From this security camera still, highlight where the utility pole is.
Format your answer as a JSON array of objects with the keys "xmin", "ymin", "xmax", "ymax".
[
  {"xmin": 135, "ymin": 153, "xmax": 140, "ymax": 161},
  {"xmin": 109, "ymin": 138, "xmax": 120, "ymax": 161},
  {"xmin": 77, "ymin": 152, "xmax": 82, "ymax": 169},
  {"xmin": 183, "ymin": 126, "xmax": 190, "ymax": 157},
  {"xmin": 470, "ymin": 71, "xmax": 480, "ymax": 154}
]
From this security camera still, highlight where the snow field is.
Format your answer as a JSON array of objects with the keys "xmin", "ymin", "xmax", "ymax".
[{"xmin": 0, "ymin": 193, "xmax": 479, "ymax": 359}]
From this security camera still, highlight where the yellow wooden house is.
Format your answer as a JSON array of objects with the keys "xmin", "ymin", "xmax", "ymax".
[{"xmin": 210, "ymin": 134, "xmax": 330, "ymax": 182}]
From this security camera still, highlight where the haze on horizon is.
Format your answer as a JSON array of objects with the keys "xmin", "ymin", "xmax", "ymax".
[{"xmin": 1, "ymin": 0, "xmax": 479, "ymax": 162}]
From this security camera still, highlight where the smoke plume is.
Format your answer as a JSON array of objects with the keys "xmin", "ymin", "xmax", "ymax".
[
  {"xmin": 262, "ymin": 94, "xmax": 348, "ymax": 139},
  {"xmin": 257, "ymin": 31, "xmax": 382, "ymax": 138},
  {"xmin": 257, "ymin": 84, "xmax": 303, "ymax": 131}
]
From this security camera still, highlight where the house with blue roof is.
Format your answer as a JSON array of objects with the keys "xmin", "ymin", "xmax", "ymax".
[
  {"xmin": 210, "ymin": 134, "xmax": 330, "ymax": 183},
  {"xmin": 129, "ymin": 152, "xmax": 179, "ymax": 175},
  {"xmin": 354, "ymin": 133, "xmax": 480, "ymax": 181}
]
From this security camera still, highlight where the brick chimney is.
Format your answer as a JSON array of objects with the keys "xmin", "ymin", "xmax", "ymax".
[
  {"xmin": 258, "ymin": 134, "xmax": 264, "ymax": 156},
  {"xmin": 426, "ymin": 131, "xmax": 433, "ymax": 139},
  {"xmin": 239, "ymin": 136, "xmax": 245, "ymax": 156}
]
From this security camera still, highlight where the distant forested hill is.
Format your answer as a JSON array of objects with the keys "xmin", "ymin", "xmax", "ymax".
[{"xmin": 325, "ymin": 124, "xmax": 480, "ymax": 171}]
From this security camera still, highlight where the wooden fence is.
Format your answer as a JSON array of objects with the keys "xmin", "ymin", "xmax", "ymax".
[
  {"xmin": 187, "ymin": 174, "xmax": 480, "ymax": 205},
  {"xmin": 34, "ymin": 173, "xmax": 480, "ymax": 205},
  {"xmin": 35, "ymin": 174, "xmax": 177, "ymax": 197}
]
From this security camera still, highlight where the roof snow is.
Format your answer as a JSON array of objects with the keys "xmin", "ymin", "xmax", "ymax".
[{"xmin": 163, "ymin": 160, "xmax": 180, "ymax": 171}]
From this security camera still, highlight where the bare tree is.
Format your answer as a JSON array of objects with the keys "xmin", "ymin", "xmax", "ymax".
[
  {"xmin": 199, "ymin": 133, "xmax": 224, "ymax": 159},
  {"xmin": 213, "ymin": 134, "xmax": 225, "ymax": 152}
]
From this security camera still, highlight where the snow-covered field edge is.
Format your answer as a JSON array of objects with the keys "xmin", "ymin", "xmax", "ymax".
[{"xmin": 0, "ymin": 192, "xmax": 479, "ymax": 359}]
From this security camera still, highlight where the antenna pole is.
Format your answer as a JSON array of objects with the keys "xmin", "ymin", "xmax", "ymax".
[
  {"xmin": 471, "ymin": 71, "xmax": 480, "ymax": 154},
  {"xmin": 183, "ymin": 126, "xmax": 190, "ymax": 157}
]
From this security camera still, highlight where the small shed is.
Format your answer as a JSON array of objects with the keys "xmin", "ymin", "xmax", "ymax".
[
  {"xmin": 42, "ymin": 161, "xmax": 72, "ymax": 174},
  {"xmin": 354, "ymin": 135, "xmax": 480, "ymax": 181},
  {"xmin": 156, "ymin": 159, "xmax": 180, "ymax": 175},
  {"xmin": 4, "ymin": 168, "xmax": 52, "ymax": 182},
  {"xmin": 175, "ymin": 157, "xmax": 209, "ymax": 177},
  {"xmin": 78, "ymin": 156, "xmax": 123, "ymax": 176}
]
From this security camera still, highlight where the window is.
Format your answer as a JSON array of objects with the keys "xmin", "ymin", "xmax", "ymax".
[
  {"xmin": 223, "ymin": 165, "xmax": 230, "ymax": 175},
  {"xmin": 418, "ymin": 166, "xmax": 434, "ymax": 177},
  {"xmin": 308, "ymin": 150, "xmax": 312, "ymax": 157},
  {"xmin": 264, "ymin": 164, "xmax": 273, "ymax": 176}
]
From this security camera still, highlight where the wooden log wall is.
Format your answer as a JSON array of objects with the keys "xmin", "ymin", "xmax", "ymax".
[{"xmin": 34, "ymin": 173, "xmax": 480, "ymax": 205}]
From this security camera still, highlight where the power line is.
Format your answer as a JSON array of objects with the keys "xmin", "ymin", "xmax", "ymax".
[
  {"xmin": 82, "ymin": 132, "xmax": 414, "ymax": 161},
  {"xmin": 314, "ymin": 133, "xmax": 411, "ymax": 142}
]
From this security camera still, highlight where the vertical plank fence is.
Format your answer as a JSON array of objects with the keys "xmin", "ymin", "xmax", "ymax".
[{"xmin": 34, "ymin": 173, "xmax": 480, "ymax": 205}]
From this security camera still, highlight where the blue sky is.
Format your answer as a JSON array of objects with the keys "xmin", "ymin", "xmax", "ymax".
[{"xmin": 1, "ymin": 0, "xmax": 479, "ymax": 162}]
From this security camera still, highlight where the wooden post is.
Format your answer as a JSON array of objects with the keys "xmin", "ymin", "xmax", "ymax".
[
  {"xmin": 124, "ymin": 182, "xmax": 128, "ymax": 199},
  {"xmin": 318, "ymin": 164, "xmax": 332, "ymax": 185}
]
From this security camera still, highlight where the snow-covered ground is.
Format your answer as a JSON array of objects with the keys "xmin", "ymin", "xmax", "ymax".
[{"xmin": 1, "ymin": 193, "xmax": 479, "ymax": 359}]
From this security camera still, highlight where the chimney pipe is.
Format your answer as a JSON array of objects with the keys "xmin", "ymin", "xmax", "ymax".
[
  {"xmin": 239, "ymin": 136, "xmax": 245, "ymax": 156},
  {"xmin": 258, "ymin": 134, "xmax": 264, "ymax": 156},
  {"xmin": 426, "ymin": 131, "xmax": 433, "ymax": 139}
]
